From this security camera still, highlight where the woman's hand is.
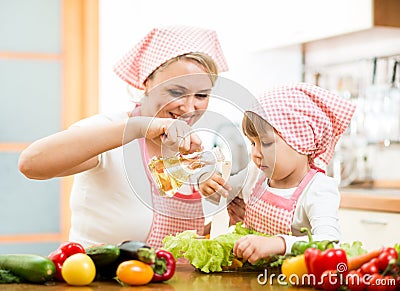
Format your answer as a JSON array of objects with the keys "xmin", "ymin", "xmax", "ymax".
[
  {"xmin": 161, "ymin": 118, "xmax": 202, "ymax": 154},
  {"xmin": 136, "ymin": 116, "xmax": 202, "ymax": 153},
  {"xmin": 233, "ymin": 235, "xmax": 286, "ymax": 264}
]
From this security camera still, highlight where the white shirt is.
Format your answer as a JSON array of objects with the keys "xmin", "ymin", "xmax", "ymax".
[
  {"xmin": 68, "ymin": 112, "xmax": 153, "ymax": 247},
  {"xmin": 229, "ymin": 163, "xmax": 341, "ymax": 255}
]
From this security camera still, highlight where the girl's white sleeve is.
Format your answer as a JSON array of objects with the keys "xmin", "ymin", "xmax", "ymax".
[{"xmin": 279, "ymin": 174, "xmax": 341, "ymax": 255}]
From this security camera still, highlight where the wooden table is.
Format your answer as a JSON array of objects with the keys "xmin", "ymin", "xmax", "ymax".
[{"xmin": 0, "ymin": 264, "xmax": 302, "ymax": 290}]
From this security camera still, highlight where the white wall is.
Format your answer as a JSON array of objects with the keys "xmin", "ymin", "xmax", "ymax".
[
  {"xmin": 98, "ymin": 0, "xmax": 302, "ymax": 114},
  {"xmin": 98, "ymin": 1, "xmax": 303, "ymax": 218},
  {"xmin": 98, "ymin": 0, "xmax": 400, "ymax": 203}
]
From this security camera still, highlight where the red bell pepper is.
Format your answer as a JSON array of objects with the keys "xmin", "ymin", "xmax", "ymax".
[
  {"xmin": 304, "ymin": 247, "xmax": 348, "ymax": 289},
  {"xmin": 48, "ymin": 241, "xmax": 86, "ymax": 281},
  {"xmin": 151, "ymin": 249, "xmax": 176, "ymax": 282}
]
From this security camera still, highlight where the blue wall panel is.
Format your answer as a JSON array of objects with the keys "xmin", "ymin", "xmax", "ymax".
[
  {"xmin": 0, "ymin": 0, "xmax": 61, "ymax": 53},
  {"xmin": 0, "ymin": 153, "xmax": 60, "ymax": 234},
  {"xmin": 0, "ymin": 59, "xmax": 62, "ymax": 142}
]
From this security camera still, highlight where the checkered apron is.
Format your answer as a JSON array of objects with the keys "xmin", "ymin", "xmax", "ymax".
[
  {"xmin": 138, "ymin": 140, "xmax": 204, "ymax": 248},
  {"xmin": 244, "ymin": 169, "xmax": 317, "ymax": 235},
  {"xmin": 132, "ymin": 104, "xmax": 204, "ymax": 249}
]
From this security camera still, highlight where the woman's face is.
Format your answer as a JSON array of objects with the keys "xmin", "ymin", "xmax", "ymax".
[{"xmin": 142, "ymin": 59, "xmax": 213, "ymax": 126}]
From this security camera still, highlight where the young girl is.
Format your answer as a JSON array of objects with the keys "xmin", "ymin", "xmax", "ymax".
[{"xmin": 203, "ymin": 83, "xmax": 356, "ymax": 263}]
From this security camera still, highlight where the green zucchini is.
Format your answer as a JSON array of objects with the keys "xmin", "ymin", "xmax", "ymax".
[
  {"xmin": 85, "ymin": 244, "xmax": 120, "ymax": 267},
  {"xmin": 0, "ymin": 269, "xmax": 22, "ymax": 284},
  {"xmin": 0, "ymin": 254, "xmax": 56, "ymax": 283}
]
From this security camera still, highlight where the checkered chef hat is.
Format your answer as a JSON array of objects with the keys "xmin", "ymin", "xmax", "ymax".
[
  {"xmin": 113, "ymin": 25, "xmax": 229, "ymax": 90},
  {"xmin": 249, "ymin": 83, "xmax": 356, "ymax": 167}
]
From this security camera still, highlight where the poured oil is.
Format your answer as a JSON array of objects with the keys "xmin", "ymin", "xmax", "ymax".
[{"xmin": 148, "ymin": 147, "xmax": 225, "ymax": 197}]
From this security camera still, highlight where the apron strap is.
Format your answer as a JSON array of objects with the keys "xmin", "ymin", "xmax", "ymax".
[{"xmin": 290, "ymin": 168, "xmax": 319, "ymax": 201}]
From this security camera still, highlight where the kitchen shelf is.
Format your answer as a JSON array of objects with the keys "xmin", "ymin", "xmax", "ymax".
[{"xmin": 340, "ymin": 188, "xmax": 400, "ymax": 213}]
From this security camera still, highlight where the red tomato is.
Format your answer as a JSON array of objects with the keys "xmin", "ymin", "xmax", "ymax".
[
  {"xmin": 361, "ymin": 261, "xmax": 380, "ymax": 275},
  {"xmin": 383, "ymin": 275, "xmax": 397, "ymax": 291},
  {"xmin": 381, "ymin": 247, "xmax": 399, "ymax": 260},
  {"xmin": 367, "ymin": 273, "xmax": 386, "ymax": 291},
  {"xmin": 370, "ymin": 258, "xmax": 380, "ymax": 265},
  {"xmin": 320, "ymin": 270, "xmax": 342, "ymax": 291},
  {"xmin": 346, "ymin": 270, "xmax": 367, "ymax": 291},
  {"xmin": 377, "ymin": 248, "xmax": 399, "ymax": 272},
  {"xmin": 377, "ymin": 252, "xmax": 398, "ymax": 272}
]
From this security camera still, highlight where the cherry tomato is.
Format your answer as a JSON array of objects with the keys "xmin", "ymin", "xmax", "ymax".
[
  {"xmin": 346, "ymin": 270, "xmax": 366, "ymax": 291},
  {"xmin": 361, "ymin": 261, "xmax": 380, "ymax": 275},
  {"xmin": 377, "ymin": 252, "xmax": 397, "ymax": 272},
  {"xmin": 377, "ymin": 248, "xmax": 399, "ymax": 272},
  {"xmin": 116, "ymin": 260, "xmax": 154, "ymax": 286},
  {"xmin": 383, "ymin": 275, "xmax": 397, "ymax": 291},
  {"xmin": 381, "ymin": 247, "xmax": 399, "ymax": 260},
  {"xmin": 320, "ymin": 270, "xmax": 342, "ymax": 291},
  {"xmin": 61, "ymin": 253, "xmax": 96, "ymax": 286},
  {"xmin": 394, "ymin": 276, "xmax": 400, "ymax": 291},
  {"xmin": 367, "ymin": 273, "xmax": 386, "ymax": 291}
]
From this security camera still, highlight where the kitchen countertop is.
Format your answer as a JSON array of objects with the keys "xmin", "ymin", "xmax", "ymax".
[
  {"xmin": 1, "ymin": 264, "xmax": 302, "ymax": 291},
  {"xmin": 340, "ymin": 187, "xmax": 400, "ymax": 213}
]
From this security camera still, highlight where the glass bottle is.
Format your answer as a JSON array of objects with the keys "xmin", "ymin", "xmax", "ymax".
[{"xmin": 148, "ymin": 147, "xmax": 225, "ymax": 197}]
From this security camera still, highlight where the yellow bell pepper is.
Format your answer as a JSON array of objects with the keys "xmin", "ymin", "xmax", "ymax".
[{"xmin": 280, "ymin": 254, "xmax": 309, "ymax": 286}]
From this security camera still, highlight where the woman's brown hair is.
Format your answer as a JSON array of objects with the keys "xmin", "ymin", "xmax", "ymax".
[{"xmin": 145, "ymin": 52, "xmax": 218, "ymax": 86}]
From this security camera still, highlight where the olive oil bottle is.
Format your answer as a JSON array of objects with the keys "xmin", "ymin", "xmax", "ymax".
[{"xmin": 148, "ymin": 147, "xmax": 225, "ymax": 197}]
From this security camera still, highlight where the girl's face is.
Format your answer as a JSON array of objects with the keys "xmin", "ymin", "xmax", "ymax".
[
  {"xmin": 248, "ymin": 123, "xmax": 310, "ymax": 188},
  {"xmin": 142, "ymin": 59, "xmax": 213, "ymax": 126}
]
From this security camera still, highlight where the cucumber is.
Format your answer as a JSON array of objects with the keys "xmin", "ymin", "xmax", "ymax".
[
  {"xmin": 85, "ymin": 244, "xmax": 120, "ymax": 267},
  {"xmin": 0, "ymin": 269, "xmax": 22, "ymax": 284},
  {"xmin": 0, "ymin": 254, "xmax": 56, "ymax": 283}
]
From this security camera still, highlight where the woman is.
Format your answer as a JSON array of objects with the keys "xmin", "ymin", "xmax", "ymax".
[{"xmin": 18, "ymin": 25, "xmax": 229, "ymax": 248}]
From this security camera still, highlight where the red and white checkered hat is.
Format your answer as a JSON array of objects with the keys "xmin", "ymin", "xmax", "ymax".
[
  {"xmin": 249, "ymin": 83, "xmax": 356, "ymax": 167},
  {"xmin": 114, "ymin": 25, "xmax": 229, "ymax": 90}
]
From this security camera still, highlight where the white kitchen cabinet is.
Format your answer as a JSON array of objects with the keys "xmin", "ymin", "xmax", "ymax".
[
  {"xmin": 339, "ymin": 208, "xmax": 400, "ymax": 251},
  {"xmin": 254, "ymin": 0, "xmax": 400, "ymax": 50}
]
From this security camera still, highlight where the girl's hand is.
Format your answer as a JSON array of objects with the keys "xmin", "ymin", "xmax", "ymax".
[
  {"xmin": 227, "ymin": 197, "xmax": 245, "ymax": 226},
  {"xmin": 233, "ymin": 235, "xmax": 286, "ymax": 264},
  {"xmin": 198, "ymin": 172, "xmax": 231, "ymax": 199}
]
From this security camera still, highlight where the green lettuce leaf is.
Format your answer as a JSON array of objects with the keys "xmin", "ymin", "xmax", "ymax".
[
  {"xmin": 161, "ymin": 223, "xmax": 269, "ymax": 273},
  {"xmin": 162, "ymin": 229, "xmax": 197, "ymax": 259},
  {"xmin": 233, "ymin": 222, "xmax": 266, "ymax": 236},
  {"xmin": 339, "ymin": 241, "xmax": 367, "ymax": 258}
]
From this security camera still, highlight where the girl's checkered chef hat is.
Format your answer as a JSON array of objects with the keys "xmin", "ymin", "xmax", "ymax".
[
  {"xmin": 249, "ymin": 83, "xmax": 356, "ymax": 169},
  {"xmin": 113, "ymin": 25, "xmax": 229, "ymax": 90}
]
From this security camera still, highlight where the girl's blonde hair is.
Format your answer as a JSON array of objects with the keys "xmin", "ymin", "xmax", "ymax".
[{"xmin": 242, "ymin": 111, "xmax": 270, "ymax": 138}]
